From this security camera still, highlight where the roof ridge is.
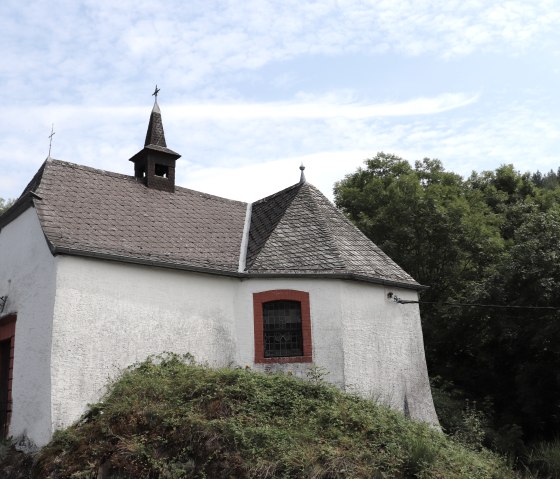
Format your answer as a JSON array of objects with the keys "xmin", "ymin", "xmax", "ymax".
[
  {"xmin": 20, "ymin": 159, "xmax": 48, "ymax": 198},
  {"xmin": 245, "ymin": 182, "xmax": 304, "ymax": 269},
  {"xmin": 300, "ymin": 184, "xmax": 347, "ymax": 271},
  {"xmin": 42, "ymin": 159, "xmax": 246, "ymax": 205},
  {"xmin": 46, "ymin": 159, "xmax": 138, "ymax": 182},
  {"xmin": 253, "ymin": 181, "xmax": 302, "ymax": 205},
  {"xmin": 306, "ymin": 184, "xmax": 419, "ymax": 285}
]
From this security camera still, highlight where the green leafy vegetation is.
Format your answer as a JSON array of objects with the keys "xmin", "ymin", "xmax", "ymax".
[
  {"xmin": 334, "ymin": 154, "xmax": 560, "ymax": 465},
  {"xmin": 525, "ymin": 439, "xmax": 560, "ymax": 478},
  {"xmin": 0, "ymin": 197, "xmax": 15, "ymax": 215},
  {"xmin": 19, "ymin": 355, "xmax": 514, "ymax": 478}
]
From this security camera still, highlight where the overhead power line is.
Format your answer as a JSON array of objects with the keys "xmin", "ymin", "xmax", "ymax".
[{"xmin": 395, "ymin": 299, "xmax": 560, "ymax": 311}]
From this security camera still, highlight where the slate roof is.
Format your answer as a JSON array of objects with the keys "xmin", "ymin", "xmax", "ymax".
[
  {"xmin": 129, "ymin": 101, "xmax": 181, "ymax": 162},
  {"xmin": 145, "ymin": 101, "xmax": 168, "ymax": 148},
  {"xmin": 22, "ymin": 160, "xmax": 247, "ymax": 273},
  {"xmin": 246, "ymin": 181, "xmax": 419, "ymax": 286},
  {"xmin": 1, "ymin": 159, "xmax": 420, "ymax": 288}
]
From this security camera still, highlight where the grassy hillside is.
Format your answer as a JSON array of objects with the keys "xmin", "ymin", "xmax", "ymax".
[{"xmin": 12, "ymin": 355, "xmax": 517, "ymax": 478}]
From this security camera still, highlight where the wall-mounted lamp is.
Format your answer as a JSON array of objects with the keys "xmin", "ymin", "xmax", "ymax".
[
  {"xmin": 387, "ymin": 292, "xmax": 418, "ymax": 305},
  {"xmin": 387, "ymin": 292, "xmax": 401, "ymax": 302}
]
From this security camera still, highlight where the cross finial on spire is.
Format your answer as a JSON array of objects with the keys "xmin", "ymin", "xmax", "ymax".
[
  {"xmin": 47, "ymin": 124, "xmax": 55, "ymax": 158},
  {"xmin": 299, "ymin": 163, "xmax": 306, "ymax": 184},
  {"xmin": 152, "ymin": 84, "xmax": 160, "ymax": 99},
  {"xmin": 151, "ymin": 85, "xmax": 161, "ymax": 113}
]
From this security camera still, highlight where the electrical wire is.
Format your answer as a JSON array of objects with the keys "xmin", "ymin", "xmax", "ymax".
[{"xmin": 395, "ymin": 299, "xmax": 560, "ymax": 310}]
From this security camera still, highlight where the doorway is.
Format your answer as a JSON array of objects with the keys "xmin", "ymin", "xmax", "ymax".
[
  {"xmin": 0, "ymin": 339, "xmax": 10, "ymax": 436},
  {"xmin": 0, "ymin": 315, "xmax": 15, "ymax": 438}
]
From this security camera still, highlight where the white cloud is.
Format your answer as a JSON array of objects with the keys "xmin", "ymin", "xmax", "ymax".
[
  {"xmin": 1, "ymin": 0, "xmax": 560, "ymax": 205},
  {"xmin": 2, "ymin": 0, "xmax": 559, "ymax": 105},
  {"xmin": 185, "ymin": 149, "xmax": 374, "ymax": 202},
  {"xmin": 165, "ymin": 93, "xmax": 478, "ymax": 120},
  {"xmin": 2, "ymin": 93, "xmax": 558, "ymax": 203},
  {"xmin": 182, "ymin": 100, "xmax": 560, "ymax": 203},
  {"xmin": 0, "ymin": 91, "xmax": 477, "ymax": 128}
]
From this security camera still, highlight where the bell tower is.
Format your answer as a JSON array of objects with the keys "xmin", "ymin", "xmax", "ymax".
[{"xmin": 129, "ymin": 87, "xmax": 181, "ymax": 193}]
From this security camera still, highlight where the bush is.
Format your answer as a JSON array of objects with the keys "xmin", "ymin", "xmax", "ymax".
[
  {"xmin": 525, "ymin": 439, "xmax": 560, "ymax": 478},
  {"xmin": 452, "ymin": 400, "xmax": 487, "ymax": 450},
  {"xmin": 32, "ymin": 354, "xmax": 515, "ymax": 478}
]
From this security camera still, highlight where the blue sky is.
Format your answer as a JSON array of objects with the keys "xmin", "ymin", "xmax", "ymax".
[{"xmin": 1, "ymin": 0, "xmax": 560, "ymax": 202}]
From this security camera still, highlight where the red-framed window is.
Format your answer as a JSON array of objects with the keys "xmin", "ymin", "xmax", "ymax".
[
  {"xmin": 253, "ymin": 290, "xmax": 312, "ymax": 364},
  {"xmin": 0, "ymin": 315, "xmax": 15, "ymax": 438}
]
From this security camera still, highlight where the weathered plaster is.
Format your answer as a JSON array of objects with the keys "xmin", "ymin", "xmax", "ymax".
[
  {"xmin": 2, "ymin": 239, "xmax": 437, "ymax": 444},
  {"xmin": 341, "ymin": 282, "xmax": 438, "ymax": 424},
  {"xmin": 49, "ymin": 267, "xmax": 438, "ymax": 434},
  {"xmin": 50, "ymin": 256, "xmax": 239, "ymax": 432},
  {"xmin": 239, "ymin": 278, "xmax": 437, "ymax": 424},
  {"xmin": 235, "ymin": 278, "xmax": 345, "ymax": 387},
  {"xmin": 0, "ymin": 208, "xmax": 56, "ymax": 446}
]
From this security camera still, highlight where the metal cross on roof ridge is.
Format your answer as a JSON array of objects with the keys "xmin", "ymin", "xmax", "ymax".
[
  {"xmin": 152, "ymin": 85, "xmax": 160, "ymax": 99},
  {"xmin": 48, "ymin": 124, "xmax": 55, "ymax": 158}
]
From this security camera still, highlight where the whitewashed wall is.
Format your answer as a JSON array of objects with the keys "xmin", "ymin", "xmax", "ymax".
[
  {"xmin": 239, "ymin": 278, "xmax": 437, "ymax": 424},
  {"xmin": 341, "ymin": 282, "xmax": 438, "ymax": 424},
  {"xmin": 49, "ymin": 268, "xmax": 348, "ymax": 432},
  {"xmin": 235, "ymin": 279, "xmax": 345, "ymax": 386},
  {"xmin": 0, "ymin": 208, "xmax": 57, "ymax": 446},
  {"xmin": 3, "ymin": 236, "xmax": 437, "ymax": 444},
  {"xmin": 50, "ymin": 256, "xmax": 240, "ymax": 432},
  {"xmin": 50, "ymin": 264, "xmax": 438, "ymax": 435}
]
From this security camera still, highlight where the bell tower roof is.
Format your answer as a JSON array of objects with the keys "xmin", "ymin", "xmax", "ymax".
[
  {"xmin": 144, "ymin": 98, "xmax": 171, "ymax": 149},
  {"xmin": 128, "ymin": 87, "xmax": 181, "ymax": 193}
]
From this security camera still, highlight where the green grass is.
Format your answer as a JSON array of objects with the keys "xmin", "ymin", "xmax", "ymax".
[
  {"xmin": 22, "ymin": 354, "xmax": 518, "ymax": 478},
  {"xmin": 524, "ymin": 439, "xmax": 560, "ymax": 478}
]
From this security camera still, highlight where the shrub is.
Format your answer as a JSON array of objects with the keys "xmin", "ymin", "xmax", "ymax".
[
  {"xmin": 32, "ymin": 354, "xmax": 515, "ymax": 478},
  {"xmin": 525, "ymin": 439, "xmax": 560, "ymax": 478},
  {"xmin": 453, "ymin": 400, "xmax": 487, "ymax": 450}
]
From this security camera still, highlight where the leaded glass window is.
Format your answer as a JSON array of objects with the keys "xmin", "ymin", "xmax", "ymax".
[{"xmin": 263, "ymin": 300, "xmax": 303, "ymax": 358}]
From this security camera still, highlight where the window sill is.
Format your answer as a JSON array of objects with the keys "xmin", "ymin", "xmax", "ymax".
[{"xmin": 255, "ymin": 355, "xmax": 313, "ymax": 364}]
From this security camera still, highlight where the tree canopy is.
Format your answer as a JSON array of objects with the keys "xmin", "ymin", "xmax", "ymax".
[
  {"xmin": 0, "ymin": 198, "xmax": 15, "ymax": 215},
  {"xmin": 334, "ymin": 153, "xmax": 560, "ymax": 453}
]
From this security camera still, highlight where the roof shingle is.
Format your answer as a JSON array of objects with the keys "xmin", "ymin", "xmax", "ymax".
[
  {"xmin": 3, "ymin": 159, "xmax": 420, "ymax": 288},
  {"xmin": 246, "ymin": 182, "xmax": 419, "ymax": 286},
  {"xmin": 33, "ymin": 160, "xmax": 246, "ymax": 273}
]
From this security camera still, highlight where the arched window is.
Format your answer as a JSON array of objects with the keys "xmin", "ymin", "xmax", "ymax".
[{"xmin": 253, "ymin": 290, "xmax": 312, "ymax": 364}]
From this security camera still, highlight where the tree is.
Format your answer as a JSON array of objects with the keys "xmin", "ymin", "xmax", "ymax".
[
  {"xmin": 335, "ymin": 153, "xmax": 560, "ymax": 452},
  {"xmin": 0, "ymin": 198, "xmax": 15, "ymax": 215},
  {"xmin": 335, "ymin": 153, "xmax": 503, "ymax": 300}
]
